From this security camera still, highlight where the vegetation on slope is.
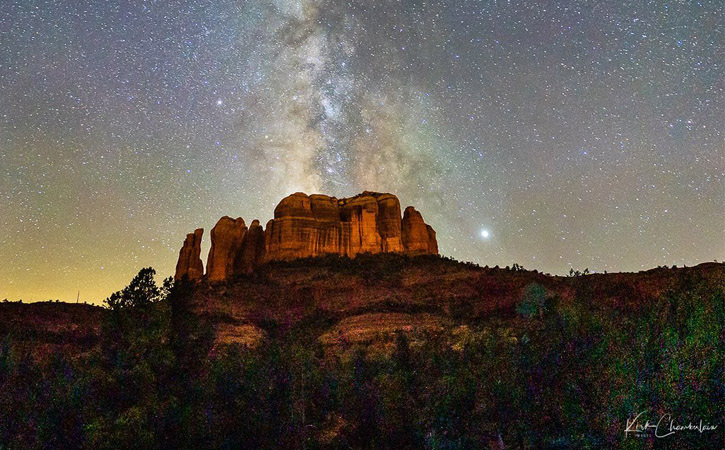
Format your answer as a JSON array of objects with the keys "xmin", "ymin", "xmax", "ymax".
[{"xmin": 0, "ymin": 258, "xmax": 723, "ymax": 448}]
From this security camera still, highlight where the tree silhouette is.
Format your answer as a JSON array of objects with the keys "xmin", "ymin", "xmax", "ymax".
[{"xmin": 104, "ymin": 267, "xmax": 169, "ymax": 310}]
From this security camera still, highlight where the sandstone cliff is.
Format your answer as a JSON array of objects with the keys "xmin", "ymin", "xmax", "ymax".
[
  {"xmin": 235, "ymin": 219, "xmax": 266, "ymax": 275},
  {"xmin": 265, "ymin": 191, "xmax": 412, "ymax": 260},
  {"xmin": 206, "ymin": 217, "xmax": 247, "ymax": 281},
  {"xmin": 265, "ymin": 193, "xmax": 343, "ymax": 260},
  {"xmin": 402, "ymin": 206, "xmax": 439, "ymax": 255},
  {"xmin": 175, "ymin": 192, "xmax": 438, "ymax": 281},
  {"xmin": 174, "ymin": 228, "xmax": 204, "ymax": 280}
]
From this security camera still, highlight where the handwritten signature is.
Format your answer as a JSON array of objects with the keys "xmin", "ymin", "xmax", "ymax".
[{"xmin": 625, "ymin": 411, "xmax": 718, "ymax": 438}]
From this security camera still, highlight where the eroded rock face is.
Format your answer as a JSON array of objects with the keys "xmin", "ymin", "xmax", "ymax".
[
  {"xmin": 339, "ymin": 194, "xmax": 382, "ymax": 257},
  {"xmin": 174, "ymin": 228, "xmax": 204, "ymax": 280},
  {"xmin": 235, "ymin": 219, "xmax": 266, "ymax": 275},
  {"xmin": 174, "ymin": 191, "xmax": 438, "ymax": 280},
  {"xmin": 206, "ymin": 217, "xmax": 247, "ymax": 281},
  {"xmin": 425, "ymin": 224, "xmax": 439, "ymax": 255},
  {"xmin": 374, "ymin": 194, "xmax": 404, "ymax": 253},
  {"xmin": 265, "ymin": 193, "xmax": 342, "ymax": 260},
  {"xmin": 265, "ymin": 191, "xmax": 413, "ymax": 261},
  {"xmin": 402, "ymin": 206, "xmax": 439, "ymax": 255}
]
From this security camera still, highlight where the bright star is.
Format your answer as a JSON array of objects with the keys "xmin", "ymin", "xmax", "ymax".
[
  {"xmin": 216, "ymin": 99, "xmax": 223, "ymax": 106},
  {"xmin": 480, "ymin": 229, "xmax": 490, "ymax": 239}
]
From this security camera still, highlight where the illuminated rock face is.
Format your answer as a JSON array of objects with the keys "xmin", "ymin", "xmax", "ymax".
[
  {"xmin": 264, "ymin": 191, "xmax": 420, "ymax": 260},
  {"xmin": 266, "ymin": 192, "xmax": 412, "ymax": 260},
  {"xmin": 235, "ymin": 220, "xmax": 266, "ymax": 275},
  {"xmin": 174, "ymin": 192, "xmax": 437, "ymax": 281},
  {"xmin": 375, "ymin": 194, "xmax": 406, "ymax": 253},
  {"xmin": 401, "ymin": 206, "xmax": 438, "ymax": 255},
  {"xmin": 265, "ymin": 193, "xmax": 343, "ymax": 260},
  {"xmin": 174, "ymin": 228, "xmax": 204, "ymax": 280},
  {"xmin": 206, "ymin": 217, "xmax": 247, "ymax": 282}
]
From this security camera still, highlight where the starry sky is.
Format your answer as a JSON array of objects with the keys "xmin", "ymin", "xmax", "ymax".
[{"xmin": 1, "ymin": 0, "xmax": 723, "ymax": 303}]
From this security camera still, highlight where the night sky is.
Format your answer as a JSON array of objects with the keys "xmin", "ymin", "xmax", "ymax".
[{"xmin": 1, "ymin": 1, "xmax": 723, "ymax": 303}]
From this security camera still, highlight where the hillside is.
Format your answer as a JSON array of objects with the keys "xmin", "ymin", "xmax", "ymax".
[
  {"xmin": 0, "ymin": 301, "xmax": 103, "ymax": 357},
  {"xmin": 189, "ymin": 256, "xmax": 724, "ymax": 349},
  {"xmin": 2, "ymin": 257, "xmax": 723, "ymax": 352},
  {"xmin": 1, "ymin": 257, "xmax": 722, "ymax": 448}
]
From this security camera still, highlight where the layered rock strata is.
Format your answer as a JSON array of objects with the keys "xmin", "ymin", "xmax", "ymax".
[
  {"xmin": 401, "ymin": 206, "xmax": 439, "ymax": 255},
  {"xmin": 264, "ymin": 192, "xmax": 408, "ymax": 260},
  {"xmin": 174, "ymin": 228, "xmax": 204, "ymax": 280},
  {"xmin": 236, "ymin": 219, "xmax": 266, "ymax": 275},
  {"xmin": 206, "ymin": 217, "xmax": 247, "ymax": 281},
  {"xmin": 174, "ymin": 191, "xmax": 437, "ymax": 281}
]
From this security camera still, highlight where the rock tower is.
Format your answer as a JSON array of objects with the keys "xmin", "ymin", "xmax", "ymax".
[{"xmin": 174, "ymin": 191, "xmax": 438, "ymax": 280}]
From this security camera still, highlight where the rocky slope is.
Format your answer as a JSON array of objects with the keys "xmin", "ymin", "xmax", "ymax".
[
  {"xmin": 0, "ymin": 302, "xmax": 103, "ymax": 357},
  {"xmin": 3, "ymin": 260, "xmax": 723, "ymax": 355},
  {"xmin": 186, "ymin": 257, "xmax": 724, "ymax": 349}
]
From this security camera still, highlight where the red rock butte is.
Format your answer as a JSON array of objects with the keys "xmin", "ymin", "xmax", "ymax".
[{"xmin": 175, "ymin": 191, "xmax": 438, "ymax": 281}]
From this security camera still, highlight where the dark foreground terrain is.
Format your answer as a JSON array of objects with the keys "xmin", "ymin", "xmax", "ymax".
[{"xmin": 1, "ymin": 255, "xmax": 723, "ymax": 448}]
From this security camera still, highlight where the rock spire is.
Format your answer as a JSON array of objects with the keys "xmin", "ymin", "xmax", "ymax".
[{"xmin": 174, "ymin": 191, "xmax": 438, "ymax": 281}]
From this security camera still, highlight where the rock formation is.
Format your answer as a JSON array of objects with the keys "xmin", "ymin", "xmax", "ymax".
[
  {"xmin": 206, "ymin": 217, "xmax": 247, "ymax": 281},
  {"xmin": 402, "ymin": 206, "xmax": 438, "ymax": 255},
  {"xmin": 174, "ymin": 191, "xmax": 438, "ymax": 281},
  {"xmin": 264, "ymin": 191, "xmax": 415, "ymax": 260},
  {"xmin": 235, "ymin": 219, "xmax": 266, "ymax": 275},
  {"xmin": 174, "ymin": 228, "xmax": 204, "ymax": 280},
  {"xmin": 265, "ymin": 193, "xmax": 343, "ymax": 260},
  {"xmin": 375, "ymin": 194, "xmax": 405, "ymax": 253}
]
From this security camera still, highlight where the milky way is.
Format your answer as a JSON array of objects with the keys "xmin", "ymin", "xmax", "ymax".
[{"xmin": 1, "ymin": 1, "xmax": 723, "ymax": 302}]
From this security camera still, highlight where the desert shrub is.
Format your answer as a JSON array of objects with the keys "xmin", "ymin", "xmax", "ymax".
[{"xmin": 516, "ymin": 282, "xmax": 547, "ymax": 318}]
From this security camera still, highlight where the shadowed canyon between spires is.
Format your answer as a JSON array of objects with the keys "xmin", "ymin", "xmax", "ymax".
[{"xmin": 174, "ymin": 191, "xmax": 439, "ymax": 281}]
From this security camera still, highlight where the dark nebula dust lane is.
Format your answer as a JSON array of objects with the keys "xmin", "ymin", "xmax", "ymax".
[{"xmin": 1, "ymin": 0, "xmax": 722, "ymax": 302}]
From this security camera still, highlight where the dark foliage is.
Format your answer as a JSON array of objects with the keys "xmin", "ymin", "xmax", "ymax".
[{"xmin": 0, "ymin": 266, "xmax": 722, "ymax": 448}]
